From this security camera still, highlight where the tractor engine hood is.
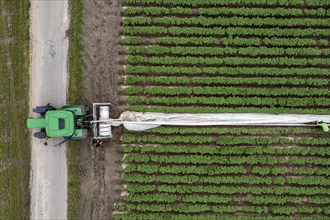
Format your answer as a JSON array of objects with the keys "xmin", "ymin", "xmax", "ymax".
[{"xmin": 27, "ymin": 118, "xmax": 46, "ymax": 129}]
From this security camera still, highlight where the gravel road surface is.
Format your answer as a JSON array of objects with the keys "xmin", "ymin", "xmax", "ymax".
[{"xmin": 29, "ymin": 1, "xmax": 69, "ymax": 219}]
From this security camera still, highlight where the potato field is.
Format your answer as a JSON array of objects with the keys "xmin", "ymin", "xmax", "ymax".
[{"xmin": 114, "ymin": 0, "xmax": 330, "ymax": 219}]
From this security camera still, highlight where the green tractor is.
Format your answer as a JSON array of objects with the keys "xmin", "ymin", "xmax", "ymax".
[
  {"xmin": 27, "ymin": 103, "xmax": 113, "ymax": 146},
  {"xmin": 27, "ymin": 104, "xmax": 90, "ymax": 145}
]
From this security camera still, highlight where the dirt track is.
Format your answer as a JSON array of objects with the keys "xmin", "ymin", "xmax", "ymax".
[
  {"xmin": 29, "ymin": 0, "xmax": 69, "ymax": 219},
  {"xmin": 78, "ymin": 0, "xmax": 125, "ymax": 219}
]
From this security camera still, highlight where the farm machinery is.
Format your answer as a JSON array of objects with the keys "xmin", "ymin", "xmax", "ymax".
[
  {"xmin": 27, "ymin": 103, "xmax": 330, "ymax": 144},
  {"xmin": 27, "ymin": 103, "xmax": 112, "ymax": 145}
]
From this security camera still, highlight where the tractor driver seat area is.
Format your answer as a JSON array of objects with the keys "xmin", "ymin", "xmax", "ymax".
[{"xmin": 58, "ymin": 118, "xmax": 65, "ymax": 130}]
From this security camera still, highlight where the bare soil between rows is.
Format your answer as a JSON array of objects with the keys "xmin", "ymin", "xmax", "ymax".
[{"xmin": 78, "ymin": 0, "xmax": 125, "ymax": 219}]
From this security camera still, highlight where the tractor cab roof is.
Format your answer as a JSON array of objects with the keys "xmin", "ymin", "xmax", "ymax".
[{"xmin": 45, "ymin": 110, "xmax": 74, "ymax": 137}]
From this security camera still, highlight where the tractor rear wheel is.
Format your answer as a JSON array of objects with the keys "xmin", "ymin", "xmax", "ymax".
[
  {"xmin": 71, "ymin": 129, "xmax": 89, "ymax": 140},
  {"xmin": 62, "ymin": 105, "xmax": 89, "ymax": 115}
]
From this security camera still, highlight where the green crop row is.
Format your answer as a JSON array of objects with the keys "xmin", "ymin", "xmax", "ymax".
[
  {"xmin": 124, "ymin": 193, "xmax": 329, "ymax": 213},
  {"xmin": 305, "ymin": 8, "xmax": 330, "ymax": 16},
  {"xmin": 124, "ymin": 6, "xmax": 330, "ymax": 17},
  {"xmin": 126, "ymin": 76, "xmax": 329, "ymax": 86},
  {"xmin": 250, "ymin": 196, "xmax": 299, "ymax": 205},
  {"xmin": 124, "ymin": 164, "xmax": 247, "ymax": 175},
  {"xmin": 122, "ymin": 145, "xmax": 330, "ymax": 157},
  {"xmin": 123, "ymin": 36, "xmax": 328, "ymax": 47},
  {"xmin": 236, "ymin": 46, "xmax": 330, "ymax": 56},
  {"xmin": 249, "ymin": 166, "xmax": 330, "ymax": 176},
  {"xmin": 123, "ymin": 193, "xmax": 178, "ymax": 203},
  {"xmin": 224, "ymin": 27, "xmax": 330, "ymax": 37},
  {"xmin": 127, "ymin": 96, "xmax": 330, "ymax": 108},
  {"xmin": 272, "ymin": 206, "xmax": 324, "ymax": 215},
  {"xmin": 128, "ymin": 45, "xmax": 330, "ymax": 56},
  {"xmin": 125, "ymin": 0, "xmax": 330, "ymax": 7},
  {"xmin": 124, "ymin": 7, "xmax": 193, "ymax": 16},
  {"xmin": 126, "ymin": 184, "xmax": 156, "ymax": 193},
  {"xmin": 123, "ymin": 16, "xmax": 151, "ymax": 25},
  {"xmin": 123, "ymin": 193, "xmax": 329, "ymax": 206},
  {"xmin": 123, "ymin": 26, "xmax": 167, "ymax": 35},
  {"xmin": 123, "ymin": 193, "xmax": 237, "ymax": 204},
  {"xmin": 124, "ymin": 16, "xmax": 330, "ymax": 28},
  {"xmin": 124, "ymin": 164, "xmax": 330, "ymax": 177},
  {"xmin": 117, "ymin": 203, "xmax": 218, "ymax": 213},
  {"xmin": 126, "ymin": 183, "xmax": 330, "ymax": 196},
  {"xmin": 122, "ymin": 134, "xmax": 213, "ymax": 144},
  {"xmin": 287, "ymin": 176, "xmax": 330, "ymax": 186},
  {"xmin": 125, "ymin": 86, "xmax": 330, "ymax": 98},
  {"xmin": 250, "ymin": 195, "xmax": 329, "ymax": 205},
  {"xmin": 126, "ymin": 66, "xmax": 330, "ymax": 76},
  {"xmin": 117, "ymin": 202, "xmax": 326, "ymax": 215},
  {"xmin": 127, "ymin": 127, "xmax": 321, "ymax": 136},
  {"xmin": 124, "ymin": 154, "xmax": 330, "ymax": 166},
  {"xmin": 308, "ymin": 196, "xmax": 330, "ymax": 204},
  {"xmin": 122, "ymin": 36, "xmax": 260, "ymax": 46},
  {"xmin": 127, "ymin": 55, "xmax": 330, "ymax": 66},
  {"xmin": 216, "ymin": 137, "xmax": 330, "ymax": 146},
  {"xmin": 128, "ymin": 105, "xmax": 330, "ymax": 114},
  {"xmin": 293, "ymin": 167, "xmax": 330, "ymax": 176},
  {"xmin": 198, "ymin": 7, "xmax": 330, "ymax": 17},
  {"xmin": 119, "ymin": 203, "xmax": 241, "ymax": 214},
  {"xmin": 123, "ymin": 26, "xmax": 330, "ymax": 37},
  {"xmin": 156, "ymin": 36, "xmax": 261, "ymax": 46},
  {"xmin": 121, "ymin": 37, "xmax": 145, "ymax": 45},
  {"xmin": 252, "ymin": 166, "xmax": 273, "ymax": 176},
  {"xmin": 114, "ymin": 213, "xmax": 328, "ymax": 220},
  {"xmin": 264, "ymin": 37, "xmax": 328, "ymax": 47}
]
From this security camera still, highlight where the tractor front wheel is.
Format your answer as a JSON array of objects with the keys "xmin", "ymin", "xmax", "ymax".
[{"xmin": 33, "ymin": 104, "xmax": 55, "ymax": 115}]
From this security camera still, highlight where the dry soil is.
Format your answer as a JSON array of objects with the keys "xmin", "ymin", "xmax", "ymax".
[{"xmin": 79, "ymin": 0, "xmax": 125, "ymax": 219}]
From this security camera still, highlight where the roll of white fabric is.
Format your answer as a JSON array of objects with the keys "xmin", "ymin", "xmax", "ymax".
[
  {"xmin": 117, "ymin": 111, "xmax": 330, "ymax": 131},
  {"xmin": 99, "ymin": 106, "xmax": 110, "ymax": 120},
  {"xmin": 99, "ymin": 123, "xmax": 111, "ymax": 136}
]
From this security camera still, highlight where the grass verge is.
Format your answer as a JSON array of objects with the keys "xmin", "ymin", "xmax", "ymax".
[
  {"xmin": 0, "ymin": 0, "xmax": 30, "ymax": 218},
  {"xmin": 67, "ymin": 0, "xmax": 84, "ymax": 219}
]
